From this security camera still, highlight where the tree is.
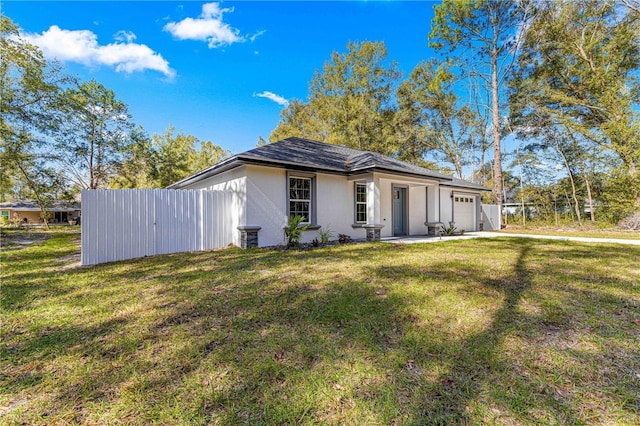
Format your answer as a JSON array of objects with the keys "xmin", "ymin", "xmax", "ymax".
[
  {"xmin": 0, "ymin": 16, "xmax": 70, "ymax": 219},
  {"xmin": 0, "ymin": 16, "xmax": 65, "ymax": 143},
  {"xmin": 397, "ymin": 60, "xmax": 477, "ymax": 178},
  {"xmin": 54, "ymin": 79, "xmax": 135, "ymax": 189},
  {"xmin": 256, "ymin": 136, "xmax": 268, "ymax": 147},
  {"xmin": 430, "ymin": 0, "xmax": 532, "ymax": 225},
  {"xmin": 270, "ymin": 99, "xmax": 328, "ymax": 143},
  {"xmin": 109, "ymin": 127, "xmax": 156, "ymax": 189},
  {"xmin": 468, "ymin": 72, "xmax": 493, "ymax": 185},
  {"xmin": 3, "ymin": 131, "xmax": 69, "ymax": 229},
  {"xmin": 271, "ymin": 41, "xmax": 402, "ymax": 156},
  {"xmin": 189, "ymin": 140, "xmax": 231, "ymax": 175},
  {"xmin": 149, "ymin": 126, "xmax": 230, "ymax": 188},
  {"xmin": 511, "ymin": 0, "xmax": 640, "ymax": 218}
]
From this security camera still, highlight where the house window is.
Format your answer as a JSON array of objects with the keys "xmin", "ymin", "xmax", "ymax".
[
  {"xmin": 289, "ymin": 177, "xmax": 311, "ymax": 222},
  {"xmin": 355, "ymin": 183, "xmax": 367, "ymax": 223}
]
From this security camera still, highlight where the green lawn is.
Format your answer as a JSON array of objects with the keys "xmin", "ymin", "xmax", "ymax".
[{"xmin": 2, "ymin": 229, "xmax": 639, "ymax": 425}]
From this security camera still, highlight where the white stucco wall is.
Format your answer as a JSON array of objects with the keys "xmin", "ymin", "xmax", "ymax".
[
  {"xmin": 245, "ymin": 165, "xmax": 287, "ymax": 246},
  {"xmin": 409, "ymin": 186, "xmax": 427, "ymax": 235},
  {"xmin": 426, "ymin": 185, "xmax": 439, "ymax": 223},
  {"xmin": 440, "ymin": 187, "xmax": 454, "ymax": 226},
  {"xmin": 316, "ymin": 173, "xmax": 366, "ymax": 242},
  {"xmin": 245, "ymin": 165, "xmax": 366, "ymax": 246},
  {"xmin": 178, "ymin": 164, "xmax": 484, "ymax": 246},
  {"xmin": 379, "ymin": 179, "xmax": 393, "ymax": 237},
  {"xmin": 178, "ymin": 166, "xmax": 247, "ymax": 246}
]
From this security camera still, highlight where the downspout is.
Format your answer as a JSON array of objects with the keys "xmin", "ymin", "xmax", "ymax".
[
  {"xmin": 438, "ymin": 187, "xmax": 441, "ymax": 222},
  {"xmin": 451, "ymin": 192, "xmax": 455, "ymax": 226},
  {"xmin": 425, "ymin": 187, "xmax": 429, "ymax": 223}
]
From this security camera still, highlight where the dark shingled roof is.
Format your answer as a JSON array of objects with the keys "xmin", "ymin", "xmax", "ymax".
[
  {"xmin": 241, "ymin": 137, "xmax": 452, "ymax": 179},
  {"xmin": 0, "ymin": 199, "xmax": 80, "ymax": 211},
  {"xmin": 169, "ymin": 137, "xmax": 489, "ymax": 191}
]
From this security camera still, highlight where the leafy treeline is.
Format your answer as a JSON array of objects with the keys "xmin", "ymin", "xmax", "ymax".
[
  {"xmin": 0, "ymin": 16, "xmax": 229, "ymax": 223},
  {"xmin": 270, "ymin": 0, "xmax": 640, "ymax": 226},
  {"xmin": 2, "ymin": 0, "xmax": 639, "ymax": 228}
]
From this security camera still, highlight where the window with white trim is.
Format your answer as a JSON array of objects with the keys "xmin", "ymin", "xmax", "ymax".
[
  {"xmin": 355, "ymin": 183, "xmax": 367, "ymax": 223},
  {"xmin": 289, "ymin": 177, "xmax": 311, "ymax": 222}
]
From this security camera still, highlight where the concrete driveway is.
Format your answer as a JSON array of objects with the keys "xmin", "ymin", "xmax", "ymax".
[{"xmin": 382, "ymin": 232, "xmax": 640, "ymax": 246}]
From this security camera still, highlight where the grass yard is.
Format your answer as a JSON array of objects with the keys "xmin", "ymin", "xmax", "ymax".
[
  {"xmin": 499, "ymin": 225, "xmax": 640, "ymax": 240},
  {"xmin": 1, "ymin": 229, "xmax": 639, "ymax": 425}
]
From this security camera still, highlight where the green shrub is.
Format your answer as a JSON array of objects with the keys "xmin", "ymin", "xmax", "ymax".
[
  {"xmin": 284, "ymin": 216, "xmax": 309, "ymax": 248},
  {"xmin": 338, "ymin": 234, "xmax": 352, "ymax": 244},
  {"xmin": 317, "ymin": 226, "xmax": 334, "ymax": 244},
  {"xmin": 441, "ymin": 223, "xmax": 457, "ymax": 236}
]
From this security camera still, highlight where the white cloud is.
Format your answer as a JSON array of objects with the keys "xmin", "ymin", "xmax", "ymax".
[
  {"xmin": 255, "ymin": 91, "xmax": 289, "ymax": 107},
  {"xmin": 114, "ymin": 30, "xmax": 136, "ymax": 43},
  {"xmin": 249, "ymin": 30, "xmax": 266, "ymax": 42},
  {"xmin": 163, "ymin": 2, "xmax": 244, "ymax": 48},
  {"xmin": 23, "ymin": 26, "xmax": 175, "ymax": 78}
]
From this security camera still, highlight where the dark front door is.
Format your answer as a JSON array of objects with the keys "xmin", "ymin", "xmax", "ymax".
[{"xmin": 393, "ymin": 187, "xmax": 406, "ymax": 236}]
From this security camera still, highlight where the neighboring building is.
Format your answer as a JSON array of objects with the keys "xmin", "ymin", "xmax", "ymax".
[
  {"xmin": 0, "ymin": 200, "xmax": 81, "ymax": 225},
  {"xmin": 168, "ymin": 137, "xmax": 489, "ymax": 247}
]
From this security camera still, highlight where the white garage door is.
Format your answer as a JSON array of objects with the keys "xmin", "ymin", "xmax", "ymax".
[{"xmin": 454, "ymin": 195, "xmax": 476, "ymax": 231}]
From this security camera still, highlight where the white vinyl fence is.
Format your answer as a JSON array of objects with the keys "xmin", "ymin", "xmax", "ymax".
[
  {"xmin": 481, "ymin": 204, "xmax": 501, "ymax": 231},
  {"xmin": 81, "ymin": 189, "xmax": 234, "ymax": 266}
]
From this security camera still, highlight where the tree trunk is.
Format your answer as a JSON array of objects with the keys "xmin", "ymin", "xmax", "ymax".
[
  {"xmin": 491, "ymin": 53, "xmax": 503, "ymax": 227},
  {"xmin": 582, "ymin": 168, "xmax": 595, "ymax": 222},
  {"xmin": 557, "ymin": 147, "xmax": 583, "ymax": 227},
  {"xmin": 563, "ymin": 190, "xmax": 574, "ymax": 222}
]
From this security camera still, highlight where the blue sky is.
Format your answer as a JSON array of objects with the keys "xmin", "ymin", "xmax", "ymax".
[{"xmin": 5, "ymin": 1, "xmax": 440, "ymax": 154}]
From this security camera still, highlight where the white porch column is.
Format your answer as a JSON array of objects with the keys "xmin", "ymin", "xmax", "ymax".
[
  {"xmin": 363, "ymin": 176, "xmax": 384, "ymax": 241},
  {"xmin": 432, "ymin": 184, "xmax": 441, "ymax": 222},
  {"xmin": 366, "ymin": 176, "xmax": 381, "ymax": 224}
]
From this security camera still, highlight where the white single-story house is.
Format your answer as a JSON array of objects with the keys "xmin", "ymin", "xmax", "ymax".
[
  {"xmin": 168, "ymin": 137, "xmax": 490, "ymax": 247},
  {"xmin": 0, "ymin": 199, "xmax": 81, "ymax": 225}
]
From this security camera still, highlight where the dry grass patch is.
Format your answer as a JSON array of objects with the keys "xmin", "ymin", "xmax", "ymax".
[{"xmin": 500, "ymin": 225, "xmax": 640, "ymax": 240}]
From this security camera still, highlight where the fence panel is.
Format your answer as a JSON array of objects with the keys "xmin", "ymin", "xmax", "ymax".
[
  {"xmin": 481, "ymin": 204, "xmax": 501, "ymax": 231},
  {"xmin": 81, "ymin": 189, "xmax": 232, "ymax": 266}
]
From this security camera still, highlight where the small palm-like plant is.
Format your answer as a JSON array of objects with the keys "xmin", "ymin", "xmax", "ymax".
[
  {"xmin": 284, "ymin": 216, "xmax": 310, "ymax": 248},
  {"xmin": 441, "ymin": 223, "xmax": 457, "ymax": 236},
  {"xmin": 317, "ymin": 226, "xmax": 334, "ymax": 244}
]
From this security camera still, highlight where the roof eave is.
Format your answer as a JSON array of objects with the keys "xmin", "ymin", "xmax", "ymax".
[
  {"xmin": 360, "ymin": 166, "xmax": 453, "ymax": 181},
  {"xmin": 439, "ymin": 182, "xmax": 491, "ymax": 191}
]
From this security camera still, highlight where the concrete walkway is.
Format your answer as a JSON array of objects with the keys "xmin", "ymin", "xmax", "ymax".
[{"xmin": 382, "ymin": 232, "xmax": 640, "ymax": 246}]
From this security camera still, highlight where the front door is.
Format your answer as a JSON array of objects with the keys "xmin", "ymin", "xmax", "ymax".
[{"xmin": 392, "ymin": 187, "xmax": 406, "ymax": 236}]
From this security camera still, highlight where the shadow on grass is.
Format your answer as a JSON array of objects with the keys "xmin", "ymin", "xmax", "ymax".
[{"xmin": 407, "ymin": 242, "xmax": 582, "ymax": 424}]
